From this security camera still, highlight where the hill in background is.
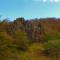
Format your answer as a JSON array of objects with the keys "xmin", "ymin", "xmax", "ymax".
[{"xmin": 0, "ymin": 17, "xmax": 60, "ymax": 60}]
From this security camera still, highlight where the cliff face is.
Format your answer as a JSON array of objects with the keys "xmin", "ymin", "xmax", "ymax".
[
  {"xmin": 25, "ymin": 20, "xmax": 45, "ymax": 42},
  {"xmin": 8, "ymin": 18, "xmax": 46, "ymax": 43}
]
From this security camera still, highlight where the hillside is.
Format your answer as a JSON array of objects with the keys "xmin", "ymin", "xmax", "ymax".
[{"xmin": 0, "ymin": 17, "xmax": 60, "ymax": 60}]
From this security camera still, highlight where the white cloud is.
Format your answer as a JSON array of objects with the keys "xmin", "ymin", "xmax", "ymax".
[
  {"xmin": 49, "ymin": 0, "xmax": 54, "ymax": 2},
  {"xmin": 54, "ymin": 0, "xmax": 60, "ymax": 2},
  {"xmin": 43, "ymin": 0, "xmax": 47, "ymax": 2},
  {"xmin": 33, "ymin": 0, "xmax": 60, "ymax": 3}
]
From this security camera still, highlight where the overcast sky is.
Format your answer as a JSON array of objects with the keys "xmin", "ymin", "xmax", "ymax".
[{"xmin": 0, "ymin": 0, "xmax": 60, "ymax": 20}]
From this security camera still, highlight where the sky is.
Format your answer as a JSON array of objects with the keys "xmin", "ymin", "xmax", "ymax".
[{"xmin": 0, "ymin": 0, "xmax": 60, "ymax": 20}]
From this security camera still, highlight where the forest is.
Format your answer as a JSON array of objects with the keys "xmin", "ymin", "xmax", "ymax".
[{"xmin": 0, "ymin": 17, "xmax": 60, "ymax": 60}]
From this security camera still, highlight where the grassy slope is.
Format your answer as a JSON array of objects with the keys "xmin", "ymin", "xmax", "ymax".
[{"xmin": 0, "ymin": 18, "xmax": 60, "ymax": 60}]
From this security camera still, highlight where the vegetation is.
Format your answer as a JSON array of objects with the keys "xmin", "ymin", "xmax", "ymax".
[{"xmin": 0, "ymin": 17, "xmax": 60, "ymax": 60}]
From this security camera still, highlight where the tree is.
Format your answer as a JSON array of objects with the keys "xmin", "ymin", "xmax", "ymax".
[{"xmin": 13, "ymin": 30, "xmax": 30, "ymax": 51}]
